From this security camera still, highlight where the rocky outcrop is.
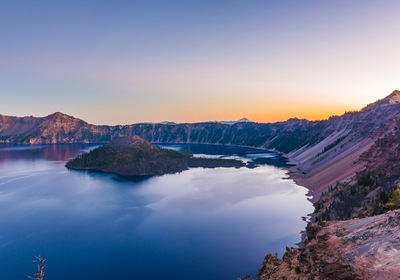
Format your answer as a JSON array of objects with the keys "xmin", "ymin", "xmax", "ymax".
[{"xmin": 249, "ymin": 209, "xmax": 400, "ymax": 280}]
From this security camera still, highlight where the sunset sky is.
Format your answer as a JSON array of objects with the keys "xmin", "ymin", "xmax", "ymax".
[{"xmin": 0, "ymin": 1, "xmax": 399, "ymax": 125}]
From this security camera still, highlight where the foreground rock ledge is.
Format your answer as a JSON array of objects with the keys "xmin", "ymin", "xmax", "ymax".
[{"xmin": 243, "ymin": 209, "xmax": 400, "ymax": 280}]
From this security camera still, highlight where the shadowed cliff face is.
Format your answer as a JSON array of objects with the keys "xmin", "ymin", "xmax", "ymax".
[{"xmin": 1, "ymin": 91, "xmax": 400, "ymax": 198}]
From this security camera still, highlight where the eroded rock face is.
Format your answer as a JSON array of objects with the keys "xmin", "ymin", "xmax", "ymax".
[{"xmin": 251, "ymin": 209, "xmax": 400, "ymax": 280}]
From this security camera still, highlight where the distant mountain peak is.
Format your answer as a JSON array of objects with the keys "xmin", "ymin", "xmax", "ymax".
[
  {"xmin": 45, "ymin": 112, "xmax": 87, "ymax": 124},
  {"xmin": 219, "ymin": 118, "xmax": 252, "ymax": 125},
  {"xmin": 47, "ymin": 112, "xmax": 72, "ymax": 118},
  {"xmin": 237, "ymin": 118, "xmax": 251, "ymax": 122},
  {"xmin": 363, "ymin": 89, "xmax": 400, "ymax": 109},
  {"xmin": 158, "ymin": 121, "xmax": 177, "ymax": 125}
]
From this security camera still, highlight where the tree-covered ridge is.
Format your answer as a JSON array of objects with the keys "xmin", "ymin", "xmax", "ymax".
[{"xmin": 66, "ymin": 136, "xmax": 245, "ymax": 176}]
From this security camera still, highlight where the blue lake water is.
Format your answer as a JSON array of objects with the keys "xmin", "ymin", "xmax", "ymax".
[{"xmin": 0, "ymin": 143, "xmax": 313, "ymax": 280}]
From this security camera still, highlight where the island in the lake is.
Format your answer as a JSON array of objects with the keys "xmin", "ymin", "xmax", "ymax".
[{"xmin": 66, "ymin": 135, "xmax": 248, "ymax": 176}]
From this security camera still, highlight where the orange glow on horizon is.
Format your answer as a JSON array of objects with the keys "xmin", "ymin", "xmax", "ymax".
[
  {"xmin": 249, "ymin": 105, "xmax": 360, "ymax": 123},
  {"xmin": 89, "ymin": 103, "xmax": 361, "ymax": 125}
]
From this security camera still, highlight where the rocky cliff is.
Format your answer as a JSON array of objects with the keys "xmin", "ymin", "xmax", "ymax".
[
  {"xmin": 254, "ymin": 209, "xmax": 400, "ymax": 280},
  {"xmin": 0, "ymin": 112, "xmax": 112, "ymax": 144}
]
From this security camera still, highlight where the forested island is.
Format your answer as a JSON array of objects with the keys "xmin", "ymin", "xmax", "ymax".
[{"xmin": 66, "ymin": 136, "xmax": 246, "ymax": 176}]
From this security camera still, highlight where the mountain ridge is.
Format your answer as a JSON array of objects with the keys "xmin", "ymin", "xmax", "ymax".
[{"xmin": 1, "ymin": 90, "xmax": 400, "ymax": 199}]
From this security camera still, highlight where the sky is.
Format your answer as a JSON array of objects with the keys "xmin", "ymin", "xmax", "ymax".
[{"xmin": 0, "ymin": 0, "xmax": 399, "ymax": 125}]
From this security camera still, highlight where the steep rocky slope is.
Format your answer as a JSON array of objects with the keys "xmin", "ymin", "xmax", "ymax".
[
  {"xmin": 288, "ymin": 91, "xmax": 400, "ymax": 198},
  {"xmin": 254, "ymin": 209, "xmax": 400, "ymax": 280},
  {"xmin": 314, "ymin": 116, "xmax": 400, "ymax": 221}
]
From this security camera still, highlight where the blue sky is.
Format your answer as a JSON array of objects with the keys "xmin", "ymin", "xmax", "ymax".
[{"xmin": 1, "ymin": 1, "xmax": 399, "ymax": 124}]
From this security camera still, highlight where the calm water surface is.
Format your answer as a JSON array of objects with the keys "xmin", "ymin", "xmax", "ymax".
[{"xmin": 0, "ymin": 144, "xmax": 313, "ymax": 280}]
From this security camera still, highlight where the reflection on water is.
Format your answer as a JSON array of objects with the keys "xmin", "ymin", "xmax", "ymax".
[
  {"xmin": 0, "ymin": 144, "xmax": 313, "ymax": 280},
  {"xmin": 0, "ymin": 143, "xmax": 99, "ymax": 162}
]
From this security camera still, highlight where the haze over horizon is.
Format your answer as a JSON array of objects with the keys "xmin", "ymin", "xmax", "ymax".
[{"xmin": 1, "ymin": 1, "xmax": 399, "ymax": 125}]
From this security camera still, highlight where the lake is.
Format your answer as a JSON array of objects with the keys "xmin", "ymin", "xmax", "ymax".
[{"xmin": 0, "ymin": 143, "xmax": 313, "ymax": 280}]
